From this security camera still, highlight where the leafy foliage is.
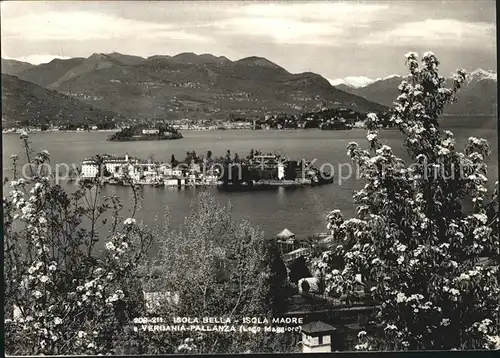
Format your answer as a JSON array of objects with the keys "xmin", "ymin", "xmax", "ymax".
[
  {"xmin": 132, "ymin": 193, "xmax": 294, "ymax": 354},
  {"xmin": 288, "ymin": 256, "xmax": 312, "ymax": 284}
]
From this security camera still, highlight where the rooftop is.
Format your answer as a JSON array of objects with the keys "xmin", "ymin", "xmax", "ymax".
[
  {"xmin": 283, "ymin": 247, "xmax": 310, "ymax": 258},
  {"xmin": 301, "ymin": 320, "xmax": 336, "ymax": 334},
  {"xmin": 276, "ymin": 228, "xmax": 295, "ymax": 239}
]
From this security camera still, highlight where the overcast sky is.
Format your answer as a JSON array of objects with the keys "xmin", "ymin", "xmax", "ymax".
[{"xmin": 1, "ymin": 1, "xmax": 496, "ymax": 82}]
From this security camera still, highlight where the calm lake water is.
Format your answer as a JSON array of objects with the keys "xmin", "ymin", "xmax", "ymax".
[{"xmin": 3, "ymin": 116, "xmax": 498, "ymax": 243}]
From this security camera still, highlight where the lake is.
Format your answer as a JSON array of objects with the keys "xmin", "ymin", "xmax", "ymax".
[{"xmin": 3, "ymin": 116, "xmax": 498, "ymax": 243}]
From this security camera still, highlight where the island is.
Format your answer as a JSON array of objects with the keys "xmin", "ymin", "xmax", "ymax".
[
  {"xmin": 107, "ymin": 124, "xmax": 183, "ymax": 141},
  {"xmin": 77, "ymin": 149, "xmax": 334, "ymax": 190}
]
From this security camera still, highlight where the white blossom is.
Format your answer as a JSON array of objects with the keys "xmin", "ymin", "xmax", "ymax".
[
  {"xmin": 396, "ymin": 244, "xmax": 407, "ymax": 252},
  {"xmin": 355, "ymin": 343, "xmax": 369, "ymax": 350},
  {"xmin": 437, "ymin": 146, "xmax": 450, "ymax": 156},
  {"xmin": 405, "ymin": 52, "xmax": 418, "ymax": 59},
  {"xmin": 48, "ymin": 264, "xmax": 57, "ymax": 272},
  {"xmin": 396, "ymin": 292, "xmax": 407, "ymax": 303},
  {"xmin": 123, "ymin": 217, "xmax": 136, "ymax": 226},
  {"xmin": 441, "ymin": 318, "xmax": 451, "ymax": 327},
  {"xmin": 472, "ymin": 213, "xmax": 488, "ymax": 224}
]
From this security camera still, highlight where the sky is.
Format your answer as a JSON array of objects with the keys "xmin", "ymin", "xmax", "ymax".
[{"xmin": 1, "ymin": 1, "xmax": 497, "ymax": 85}]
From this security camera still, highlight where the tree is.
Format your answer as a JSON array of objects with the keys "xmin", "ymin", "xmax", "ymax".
[
  {"xmin": 130, "ymin": 193, "xmax": 296, "ymax": 354},
  {"xmin": 262, "ymin": 239, "xmax": 288, "ymax": 315},
  {"xmin": 93, "ymin": 154, "xmax": 112, "ymax": 178},
  {"xmin": 170, "ymin": 154, "xmax": 176, "ymax": 166},
  {"xmin": 3, "ymin": 133, "xmax": 153, "ymax": 355},
  {"xmin": 224, "ymin": 150, "xmax": 232, "ymax": 165},
  {"xmin": 285, "ymin": 162, "xmax": 298, "ymax": 181},
  {"xmin": 315, "ymin": 52, "xmax": 499, "ymax": 350},
  {"xmin": 288, "ymin": 256, "xmax": 312, "ymax": 284}
]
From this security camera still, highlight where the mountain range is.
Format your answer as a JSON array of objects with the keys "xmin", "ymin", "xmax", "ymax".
[
  {"xmin": 1, "ymin": 53, "xmax": 386, "ymax": 124},
  {"xmin": 332, "ymin": 69, "xmax": 497, "ymax": 115}
]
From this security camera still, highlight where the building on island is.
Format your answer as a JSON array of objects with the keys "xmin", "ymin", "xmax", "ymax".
[
  {"xmin": 277, "ymin": 162, "xmax": 285, "ymax": 180},
  {"xmin": 301, "ymin": 321, "xmax": 337, "ymax": 353},
  {"xmin": 142, "ymin": 128, "xmax": 160, "ymax": 135},
  {"xmin": 80, "ymin": 154, "xmax": 141, "ymax": 181},
  {"xmin": 81, "ymin": 159, "xmax": 100, "ymax": 178},
  {"xmin": 159, "ymin": 163, "xmax": 183, "ymax": 178}
]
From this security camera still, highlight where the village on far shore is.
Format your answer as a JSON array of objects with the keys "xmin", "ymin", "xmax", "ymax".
[{"xmin": 2, "ymin": 106, "xmax": 391, "ymax": 134}]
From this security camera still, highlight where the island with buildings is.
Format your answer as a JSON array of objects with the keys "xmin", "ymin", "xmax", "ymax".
[
  {"xmin": 107, "ymin": 124, "xmax": 183, "ymax": 141},
  {"xmin": 78, "ymin": 150, "xmax": 333, "ymax": 189}
]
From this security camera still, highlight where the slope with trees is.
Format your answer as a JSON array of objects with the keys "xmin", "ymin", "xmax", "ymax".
[{"xmin": 1, "ymin": 74, "xmax": 120, "ymax": 128}]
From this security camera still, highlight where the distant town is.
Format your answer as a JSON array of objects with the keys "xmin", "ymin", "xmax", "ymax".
[{"xmin": 2, "ymin": 107, "xmax": 392, "ymax": 134}]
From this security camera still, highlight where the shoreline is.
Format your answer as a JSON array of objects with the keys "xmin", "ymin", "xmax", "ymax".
[{"xmin": 3, "ymin": 128, "xmax": 365, "ymax": 134}]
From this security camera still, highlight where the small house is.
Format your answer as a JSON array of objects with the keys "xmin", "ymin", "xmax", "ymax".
[
  {"xmin": 301, "ymin": 321, "xmax": 336, "ymax": 353},
  {"xmin": 298, "ymin": 277, "xmax": 320, "ymax": 294}
]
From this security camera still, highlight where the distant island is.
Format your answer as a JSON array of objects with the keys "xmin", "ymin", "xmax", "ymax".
[{"xmin": 107, "ymin": 124, "xmax": 183, "ymax": 141}]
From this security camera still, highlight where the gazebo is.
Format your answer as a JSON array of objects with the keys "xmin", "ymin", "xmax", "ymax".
[
  {"xmin": 276, "ymin": 228, "xmax": 297, "ymax": 253},
  {"xmin": 277, "ymin": 228, "xmax": 295, "ymax": 240}
]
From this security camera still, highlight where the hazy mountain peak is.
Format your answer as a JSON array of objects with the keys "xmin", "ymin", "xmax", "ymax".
[
  {"xmin": 235, "ymin": 56, "xmax": 283, "ymax": 69},
  {"xmin": 381, "ymin": 74, "xmax": 401, "ymax": 81},
  {"xmin": 173, "ymin": 52, "xmax": 197, "ymax": 58},
  {"xmin": 105, "ymin": 52, "xmax": 145, "ymax": 65},
  {"xmin": 172, "ymin": 52, "xmax": 230, "ymax": 65},
  {"xmin": 469, "ymin": 68, "xmax": 497, "ymax": 82},
  {"xmin": 1, "ymin": 58, "xmax": 34, "ymax": 75},
  {"xmin": 328, "ymin": 76, "xmax": 376, "ymax": 88},
  {"xmin": 329, "ymin": 74, "xmax": 403, "ymax": 88},
  {"xmin": 88, "ymin": 53, "xmax": 108, "ymax": 59}
]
